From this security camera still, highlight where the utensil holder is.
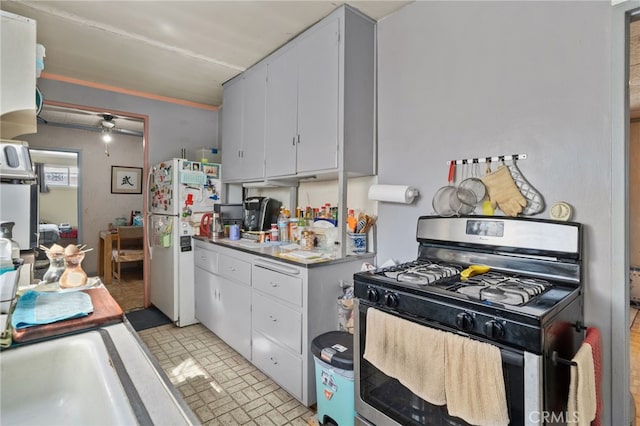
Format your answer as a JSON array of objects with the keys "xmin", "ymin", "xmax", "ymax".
[{"xmin": 347, "ymin": 233, "xmax": 367, "ymax": 255}]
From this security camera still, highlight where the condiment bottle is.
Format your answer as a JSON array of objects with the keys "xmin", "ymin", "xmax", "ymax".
[
  {"xmin": 347, "ymin": 209, "xmax": 357, "ymax": 232},
  {"xmin": 277, "ymin": 208, "xmax": 289, "ymax": 242}
]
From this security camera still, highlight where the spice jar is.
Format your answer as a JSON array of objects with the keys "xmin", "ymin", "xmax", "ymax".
[{"xmin": 301, "ymin": 230, "xmax": 315, "ymax": 251}]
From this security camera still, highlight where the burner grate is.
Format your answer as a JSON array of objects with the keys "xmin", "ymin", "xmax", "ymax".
[
  {"xmin": 382, "ymin": 260, "xmax": 462, "ymax": 286},
  {"xmin": 454, "ymin": 273, "xmax": 551, "ymax": 306}
]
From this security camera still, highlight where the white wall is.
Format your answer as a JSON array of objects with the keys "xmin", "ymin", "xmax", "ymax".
[
  {"xmin": 21, "ymin": 125, "xmax": 143, "ymax": 274},
  {"xmin": 377, "ymin": 1, "xmax": 616, "ymax": 423}
]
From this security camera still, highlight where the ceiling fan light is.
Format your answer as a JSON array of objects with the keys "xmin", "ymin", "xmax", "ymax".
[{"xmin": 102, "ymin": 131, "xmax": 112, "ymax": 142}]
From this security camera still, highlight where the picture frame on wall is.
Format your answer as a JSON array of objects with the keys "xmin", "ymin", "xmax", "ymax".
[{"xmin": 111, "ymin": 166, "xmax": 143, "ymax": 194}]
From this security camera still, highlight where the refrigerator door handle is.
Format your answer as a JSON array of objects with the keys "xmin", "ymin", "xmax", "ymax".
[{"xmin": 146, "ymin": 212, "xmax": 154, "ymax": 260}]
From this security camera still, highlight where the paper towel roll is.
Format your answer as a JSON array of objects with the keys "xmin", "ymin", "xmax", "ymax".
[{"xmin": 368, "ymin": 185, "xmax": 419, "ymax": 204}]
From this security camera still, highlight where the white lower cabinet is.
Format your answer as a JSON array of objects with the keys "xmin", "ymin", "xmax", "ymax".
[
  {"xmin": 194, "ymin": 241, "xmax": 251, "ymax": 360},
  {"xmin": 251, "ymin": 329, "xmax": 303, "ymax": 399},
  {"xmin": 195, "ymin": 240, "xmax": 373, "ymax": 407}
]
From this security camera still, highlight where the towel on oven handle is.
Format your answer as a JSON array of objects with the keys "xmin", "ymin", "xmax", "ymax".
[
  {"xmin": 363, "ymin": 307, "xmax": 509, "ymax": 425},
  {"xmin": 567, "ymin": 327, "xmax": 601, "ymax": 426},
  {"xmin": 363, "ymin": 307, "xmax": 447, "ymax": 405},
  {"xmin": 444, "ymin": 332, "xmax": 509, "ymax": 426}
]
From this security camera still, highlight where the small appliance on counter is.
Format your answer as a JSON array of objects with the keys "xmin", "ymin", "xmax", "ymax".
[
  {"xmin": 243, "ymin": 196, "xmax": 264, "ymax": 231},
  {"xmin": 215, "ymin": 203, "xmax": 244, "ymax": 228},
  {"xmin": 243, "ymin": 197, "xmax": 281, "ymax": 232}
]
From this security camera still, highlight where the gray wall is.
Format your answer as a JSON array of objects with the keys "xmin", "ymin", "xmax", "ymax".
[
  {"xmin": 31, "ymin": 79, "xmax": 218, "ymax": 272},
  {"xmin": 23, "ymin": 126, "xmax": 143, "ymax": 274},
  {"xmin": 36, "ymin": 79, "xmax": 219, "ymax": 164},
  {"xmin": 376, "ymin": 0, "xmax": 616, "ymax": 423}
]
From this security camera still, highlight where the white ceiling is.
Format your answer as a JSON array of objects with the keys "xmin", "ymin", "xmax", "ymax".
[
  {"xmin": 1, "ymin": 1, "xmax": 637, "ymax": 126},
  {"xmin": 0, "ymin": 1, "xmax": 412, "ymax": 109}
]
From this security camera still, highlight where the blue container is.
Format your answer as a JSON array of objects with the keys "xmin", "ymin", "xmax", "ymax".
[{"xmin": 311, "ymin": 331, "xmax": 355, "ymax": 426}]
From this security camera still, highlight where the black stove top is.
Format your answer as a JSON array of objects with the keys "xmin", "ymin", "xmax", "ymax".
[{"xmin": 353, "ymin": 216, "xmax": 584, "ymax": 353}]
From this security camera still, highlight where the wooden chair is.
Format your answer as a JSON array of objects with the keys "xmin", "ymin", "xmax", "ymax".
[{"xmin": 112, "ymin": 226, "xmax": 144, "ymax": 283}]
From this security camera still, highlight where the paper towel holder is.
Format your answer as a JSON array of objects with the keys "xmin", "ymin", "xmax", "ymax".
[{"xmin": 368, "ymin": 184, "xmax": 420, "ymax": 204}]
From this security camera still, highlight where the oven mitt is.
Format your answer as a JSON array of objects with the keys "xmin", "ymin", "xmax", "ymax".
[
  {"xmin": 481, "ymin": 166, "xmax": 527, "ymax": 217},
  {"xmin": 507, "ymin": 162, "xmax": 545, "ymax": 215}
]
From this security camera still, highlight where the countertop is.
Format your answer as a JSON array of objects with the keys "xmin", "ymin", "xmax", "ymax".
[{"xmin": 193, "ymin": 235, "xmax": 375, "ymax": 268}]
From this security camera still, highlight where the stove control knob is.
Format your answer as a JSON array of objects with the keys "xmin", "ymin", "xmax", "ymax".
[
  {"xmin": 483, "ymin": 320, "xmax": 505, "ymax": 339},
  {"xmin": 367, "ymin": 288, "xmax": 380, "ymax": 303},
  {"xmin": 455, "ymin": 312, "xmax": 474, "ymax": 331},
  {"xmin": 383, "ymin": 292, "xmax": 399, "ymax": 308}
]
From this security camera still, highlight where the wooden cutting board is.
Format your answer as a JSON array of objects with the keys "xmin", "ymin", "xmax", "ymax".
[{"xmin": 12, "ymin": 287, "xmax": 124, "ymax": 343}]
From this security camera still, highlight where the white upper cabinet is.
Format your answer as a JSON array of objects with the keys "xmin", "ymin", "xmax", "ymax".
[
  {"xmin": 295, "ymin": 18, "xmax": 340, "ymax": 174},
  {"xmin": 223, "ymin": 5, "xmax": 375, "ymax": 183},
  {"xmin": 264, "ymin": 46, "xmax": 298, "ymax": 177},
  {"xmin": 265, "ymin": 18, "xmax": 340, "ymax": 177},
  {"xmin": 221, "ymin": 65, "xmax": 266, "ymax": 182},
  {"xmin": 221, "ymin": 77, "xmax": 243, "ymax": 181},
  {"xmin": 1, "ymin": 11, "xmax": 37, "ymax": 139}
]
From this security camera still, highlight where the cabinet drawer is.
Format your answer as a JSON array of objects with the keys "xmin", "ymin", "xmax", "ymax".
[
  {"xmin": 219, "ymin": 254, "xmax": 251, "ymax": 285},
  {"xmin": 252, "ymin": 263, "xmax": 302, "ymax": 306},
  {"xmin": 252, "ymin": 330, "xmax": 302, "ymax": 400},
  {"xmin": 194, "ymin": 245, "xmax": 218, "ymax": 274},
  {"xmin": 252, "ymin": 293, "xmax": 302, "ymax": 353}
]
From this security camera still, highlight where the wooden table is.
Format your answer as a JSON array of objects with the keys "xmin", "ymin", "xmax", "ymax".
[{"xmin": 98, "ymin": 230, "xmax": 118, "ymax": 284}]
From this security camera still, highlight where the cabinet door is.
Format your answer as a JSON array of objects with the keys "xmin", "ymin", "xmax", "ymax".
[
  {"xmin": 194, "ymin": 266, "xmax": 220, "ymax": 333},
  {"xmin": 296, "ymin": 18, "xmax": 340, "ymax": 174},
  {"xmin": 218, "ymin": 278, "xmax": 252, "ymax": 360},
  {"xmin": 265, "ymin": 47, "xmax": 298, "ymax": 178},
  {"xmin": 221, "ymin": 78, "xmax": 243, "ymax": 182},
  {"xmin": 241, "ymin": 66, "xmax": 266, "ymax": 181}
]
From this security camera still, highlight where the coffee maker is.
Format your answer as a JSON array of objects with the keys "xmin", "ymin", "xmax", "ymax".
[
  {"xmin": 259, "ymin": 198, "xmax": 282, "ymax": 231},
  {"xmin": 243, "ymin": 197, "xmax": 282, "ymax": 231},
  {"xmin": 243, "ymin": 197, "xmax": 264, "ymax": 231}
]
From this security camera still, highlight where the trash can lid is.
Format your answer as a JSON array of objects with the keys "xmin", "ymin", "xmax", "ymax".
[{"xmin": 311, "ymin": 331, "xmax": 354, "ymax": 370}]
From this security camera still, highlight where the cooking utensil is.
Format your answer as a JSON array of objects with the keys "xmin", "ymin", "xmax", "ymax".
[
  {"xmin": 506, "ymin": 160, "xmax": 544, "ymax": 215},
  {"xmin": 432, "ymin": 163, "xmax": 457, "ymax": 217},
  {"xmin": 457, "ymin": 161, "xmax": 487, "ymax": 206},
  {"xmin": 450, "ymin": 161, "xmax": 477, "ymax": 215}
]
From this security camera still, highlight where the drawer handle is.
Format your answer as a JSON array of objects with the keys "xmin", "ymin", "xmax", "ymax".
[
  {"xmin": 254, "ymin": 261, "xmax": 300, "ymax": 275},
  {"xmin": 270, "ymin": 357, "xmax": 278, "ymax": 365},
  {"xmin": 270, "ymin": 281, "xmax": 279, "ymax": 288},
  {"xmin": 268, "ymin": 315, "xmax": 278, "ymax": 322},
  {"xmin": 228, "ymin": 266, "xmax": 236, "ymax": 272}
]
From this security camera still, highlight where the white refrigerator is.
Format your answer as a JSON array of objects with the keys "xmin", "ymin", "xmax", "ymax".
[{"xmin": 147, "ymin": 158, "xmax": 221, "ymax": 326}]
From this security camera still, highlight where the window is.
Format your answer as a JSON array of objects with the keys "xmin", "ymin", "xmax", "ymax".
[{"xmin": 44, "ymin": 166, "xmax": 78, "ymax": 187}]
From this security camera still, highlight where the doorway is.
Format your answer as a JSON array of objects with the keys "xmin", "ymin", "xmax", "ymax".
[
  {"xmin": 25, "ymin": 101, "xmax": 148, "ymax": 311},
  {"xmin": 29, "ymin": 148, "xmax": 79, "ymax": 278}
]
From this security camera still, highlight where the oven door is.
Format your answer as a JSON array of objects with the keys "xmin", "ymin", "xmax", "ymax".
[{"xmin": 354, "ymin": 299, "xmax": 543, "ymax": 426}]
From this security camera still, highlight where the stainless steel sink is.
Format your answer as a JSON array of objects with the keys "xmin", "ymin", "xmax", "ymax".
[{"xmin": 1, "ymin": 330, "xmax": 137, "ymax": 425}]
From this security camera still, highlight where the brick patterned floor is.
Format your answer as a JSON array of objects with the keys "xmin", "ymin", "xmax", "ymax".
[{"xmin": 138, "ymin": 323, "xmax": 317, "ymax": 425}]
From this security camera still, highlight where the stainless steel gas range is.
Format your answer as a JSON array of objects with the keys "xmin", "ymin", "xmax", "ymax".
[{"xmin": 353, "ymin": 216, "xmax": 584, "ymax": 426}]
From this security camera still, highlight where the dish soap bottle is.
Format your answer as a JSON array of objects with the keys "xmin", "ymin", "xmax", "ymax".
[{"xmin": 0, "ymin": 221, "xmax": 20, "ymax": 259}]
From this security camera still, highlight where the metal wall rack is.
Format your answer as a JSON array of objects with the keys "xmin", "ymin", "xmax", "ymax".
[{"xmin": 446, "ymin": 154, "xmax": 527, "ymax": 166}]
